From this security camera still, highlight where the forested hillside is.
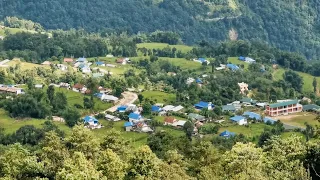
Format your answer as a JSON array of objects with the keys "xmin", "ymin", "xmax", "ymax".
[{"xmin": 1, "ymin": 0, "xmax": 320, "ymax": 58}]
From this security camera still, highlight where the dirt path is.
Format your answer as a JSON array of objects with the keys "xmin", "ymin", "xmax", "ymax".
[{"xmin": 106, "ymin": 91, "xmax": 138, "ymax": 112}]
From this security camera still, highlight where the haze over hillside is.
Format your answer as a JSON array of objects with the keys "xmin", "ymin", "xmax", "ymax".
[{"xmin": 1, "ymin": 0, "xmax": 320, "ymax": 58}]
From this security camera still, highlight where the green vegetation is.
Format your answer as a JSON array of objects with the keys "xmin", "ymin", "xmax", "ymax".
[
  {"xmin": 278, "ymin": 113, "xmax": 319, "ymax": 128},
  {"xmin": 141, "ymin": 91, "xmax": 176, "ymax": 103},
  {"xmin": 137, "ymin": 43, "xmax": 192, "ymax": 53},
  {"xmin": 219, "ymin": 123, "xmax": 268, "ymax": 138},
  {"xmin": 159, "ymin": 57, "xmax": 202, "ymax": 70}
]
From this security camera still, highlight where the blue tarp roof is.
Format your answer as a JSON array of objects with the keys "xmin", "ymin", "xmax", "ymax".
[
  {"xmin": 263, "ymin": 117, "xmax": 277, "ymax": 124},
  {"xmin": 96, "ymin": 61, "xmax": 104, "ymax": 65},
  {"xmin": 194, "ymin": 101, "xmax": 214, "ymax": 109},
  {"xmin": 151, "ymin": 105, "xmax": 161, "ymax": 112},
  {"xmin": 198, "ymin": 58, "xmax": 206, "ymax": 62},
  {"xmin": 129, "ymin": 113, "xmax": 141, "ymax": 120},
  {"xmin": 196, "ymin": 78, "xmax": 202, "ymax": 84},
  {"xmin": 239, "ymin": 56, "xmax": 245, "ymax": 61},
  {"xmin": 124, "ymin": 122, "xmax": 133, "ymax": 127},
  {"xmin": 83, "ymin": 116, "xmax": 98, "ymax": 123},
  {"xmin": 243, "ymin": 112, "xmax": 261, "ymax": 120},
  {"xmin": 117, "ymin": 106, "xmax": 128, "ymax": 111},
  {"xmin": 227, "ymin": 64, "xmax": 240, "ymax": 71},
  {"xmin": 230, "ymin": 116, "xmax": 245, "ymax": 122},
  {"xmin": 220, "ymin": 130, "xmax": 236, "ymax": 137},
  {"xmin": 78, "ymin": 63, "xmax": 86, "ymax": 69}
]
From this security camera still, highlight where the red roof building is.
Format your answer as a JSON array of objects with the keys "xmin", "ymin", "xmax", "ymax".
[{"xmin": 64, "ymin": 58, "xmax": 74, "ymax": 63}]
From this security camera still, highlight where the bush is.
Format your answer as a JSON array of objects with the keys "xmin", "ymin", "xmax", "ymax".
[{"xmin": 74, "ymin": 103, "xmax": 83, "ymax": 109}]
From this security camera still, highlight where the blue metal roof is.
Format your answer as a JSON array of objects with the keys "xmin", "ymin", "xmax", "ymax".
[
  {"xmin": 124, "ymin": 122, "xmax": 133, "ymax": 127},
  {"xmin": 196, "ymin": 78, "xmax": 202, "ymax": 84},
  {"xmin": 77, "ymin": 57, "xmax": 86, "ymax": 62},
  {"xmin": 96, "ymin": 61, "xmax": 104, "ymax": 65},
  {"xmin": 94, "ymin": 93, "xmax": 103, "ymax": 98},
  {"xmin": 243, "ymin": 112, "xmax": 261, "ymax": 120},
  {"xmin": 117, "ymin": 106, "xmax": 128, "ymax": 111},
  {"xmin": 239, "ymin": 56, "xmax": 245, "ymax": 61},
  {"xmin": 220, "ymin": 130, "xmax": 236, "ymax": 137},
  {"xmin": 198, "ymin": 58, "xmax": 206, "ymax": 62},
  {"xmin": 263, "ymin": 117, "xmax": 276, "ymax": 124},
  {"xmin": 129, "ymin": 113, "xmax": 141, "ymax": 120},
  {"xmin": 151, "ymin": 105, "xmax": 161, "ymax": 112},
  {"xmin": 83, "ymin": 116, "xmax": 98, "ymax": 123},
  {"xmin": 194, "ymin": 101, "xmax": 214, "ymax": 109},
  {"xmin": 227, "ymin": 64, "xmax": 240, "ymax": 71},
  {"xmin": 230, "ymin": 116, "xmax": 245, "ymax": 122}
]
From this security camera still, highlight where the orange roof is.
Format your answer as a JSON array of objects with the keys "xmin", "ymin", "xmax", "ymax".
[
  {"xmin": 116, "ymin": 58, "xmax": 124, "ymax": 63},
  {"xmin": 164, "ymin": 116, "xmax": 176, "ymax": 124},
  {"xmin": 73, "ymin": 83, "xmax": 84, "ymax": 89},
  {"xmin": 64, "ymin": 58, "xmax": 74, "ymax": 62}
]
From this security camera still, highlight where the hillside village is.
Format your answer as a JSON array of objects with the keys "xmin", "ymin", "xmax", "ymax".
[{"xmin": 0, "ymin": 21, "xmax": 319, "ymax": 179}]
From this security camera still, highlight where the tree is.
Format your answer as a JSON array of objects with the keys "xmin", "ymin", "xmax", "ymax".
[
  {"xmin": 52, "ymin": 92, "xmax": 67, "ymax": 113},
  {"xmin": 126, "ymin": 146, "xmax": 162, "ymax": 179},
  {"xmin": 0, "ymin": 71, "xmax": 6, "ymax": 84},
  {"xmin": 313, "ymin": 77, "xmax": 317, "ymax": 93},
  {"xmin": 97, "ymin": 149, "xmax": 127, "ymax": 180},
  {"xmin": 40, "ymin": 131, "xmax": 69, "ymax": 178},
  {"xmin": 100, "ymin": 129, "xmax": 130, "ymax": 156},
  {"xmin": 142, "ymin": 102, "xmax": 152, "ymax": 115},
  {"xmin": 147, "ymin": 131, "xmax": 175, "ymax": 158},
  {"xmin": 222, "ymin": 142, "xmax": 267, "ymax": 179},
  {"xmin": 13, "ymin": 125, "xmax": 44, "ymax": 145},
  {"xmin": 62, "ymin": 107, "xmax": 81, "ymax": 127},
  {"xmin": 0, "ymin": 143, "xmax": 44, "ymax": 179},
  {"xmin": 183, "ymin": 121, "xmax": 194, "ymax": 140},
  {"xmin": 283, "ymin": 70, "xmax": 303, "ymax": 92},
  {"xmin": 138, "ymin": 94, "xmax": 144, "ymax": 104},
  {"xmin": 304, "ymin": 123, "xmax": 314, "ymax": 142},
  {"xmin": 67, "ymin": 125, "xmax": 100, "ymax": 160},
  {"xmin": 47, "ymin": 85, "xmax": 55, "ymax": 105},
  {"xmin": 56, "ymin": 152, "xmax": 102, "ymax": 180},
  {"xmin": 113, "ymin": 86, "xmax": 124, "ymax": 98},
  {"xmin": 83, "ymin": 96, "xmax": 94, "ymax": 109}
]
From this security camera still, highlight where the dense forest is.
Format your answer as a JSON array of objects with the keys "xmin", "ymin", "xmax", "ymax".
[{"xmin": 1, "ymin": 0, "xmax": 320, "ymax": 58}]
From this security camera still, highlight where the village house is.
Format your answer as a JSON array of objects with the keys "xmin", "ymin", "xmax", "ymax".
[
  {"xmin": 41, "ymin": 61, "xmax": 51, "ymax": 66},
  {"xmin": 59, "ymin": 82, "xmax": 71, "ymax": 89},
  {"xmin": 303, "ymin": 104, "xmax": 320, "ymax": 112},
  {"xmin": 186, "ymin": 77, "xmax": 195, "ymax": 85},
  {"xmin": 95, "ymin": 61, "xmax": 105, "ymax": 66},
  {"xmin": 265, "ymin": 100, "xmax": 302, "ymax": 117},
  {"xmin": 222, "ymin": 105, "xmax": 236, "ymax": 112},
  {"xmin": 94, "ymin": 93, "xmax": 119, "ymax": 103},
  {"xmin": 80, "ymin": 65, "xmax": 91, "ymax": 73},
  {"xmin": 227, "ymin": 64, "xmax": 240, "ymax": 71},
  {"xmin": 0, "ymin": 36, "xmax": 4, "ymax": 40},
  {"xmin": 57, "ymin": 64, "xmax": 68, "ymax": 71},
  {"xmin": 0, "ymin": 86, "xmax": 25, "ymax": 95},
  {"xmin": 64, "ymin": 58, "xmax": 74, "ymax": 63},
  {"xmin": 72, "ymin": 83, "xmax": 87, "ymax": 93},
  {"xmin": 106, "ymin": 64, "xmax": 116, "ymax": 68},
  {"xmin": 92, "ymin": 73, "xmax": 104, "ymax": 78},
  {"xmin": 194, "ymin": 101, "xmax": 214, "ymax": 110},
  {"xmin": 238, "ymin": 82, "xmax": 249, "ymax": 94},
  {"xmin": 77, "ymin": 57, "xmax": 87, "ymax": 63},
  {"xmin": 106, "ymin": 54, "xmax": 114, "ymax": 58},
  {"xmin": 151, "ymin": 105, "xmax": 162, "ymax": 113},
  {"xmin": 230, "ymin": 116, "xmax": 247, "ymax": 125},
  {"xmin": 193, "ymin": 58, "xmax": 210, "ymax": 65},
  {"xmin": 129, "ymin": 112, "xmax": 142, "ymax": 123},
  {"xmin": 164, "ymin": 116, "xmax": 176, "ymax": 126},
  {"xmin": 215, "ymin": 64, "xmax": 226, "ymax": 71},
  {"xmin": 124, "ymin": 122, "xmax": 133, "ymax": 131},
  {"xmin": 239, "ymin": 56, "xmax": 256, "ymax": 63},
  {"xmin": 83, "ymin": 116, "xmax": 102, "ymax": 129},
  {"xmin": 136, "ymin": 122, "xmax": 153, "ymax": 133},
  {"xmin": 34, "ymin": 84, "xmax": 43, "ymax": 89},
  {"xmin": 116, "ymin": 58, "xmax": 128, "ymax": 65},
  {"xmin": 219, "ymin": 130, "xmax": 236, "ymax": 138},
  {"xmin": 105, "ymin": 114, "xmax": 121, "ymax": 121},
  {"xmin": 188, "ymin": 113, "xmax": 205, "ymax": 122}
]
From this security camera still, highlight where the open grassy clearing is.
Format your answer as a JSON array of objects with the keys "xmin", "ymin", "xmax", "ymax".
[
  {"xmin": 141, "ymin": 91, "xmax": 176, "ymax": 104},
  {"xmin": 281, "ymin": 131, "xmax": 305, "ymax": 140},
  {"xmin": 227, "ymin": 57, "xmax": 249, "ymax": 69},
  {"xmin": 6, "ymin": 59, "xmax": 46, "ymax": 70},
  {"xmin": 277, "ymin": 112, "xmax": 319, "ymax": 127},
  {"xmin": 219, "ymin": 123, "xmax": 269, "ymax": 138},
  {"xmin": 55, "ymin": 88, "xmax": 112, "ymax": 113},
  {"xmin": 158, "ymin": 57, "xmax": 202, "ymax": 71},
  {"xmin": 137, "ymin": 43, "xmax": 193, "ymax": 54},
  {"xmin": 272, "ymin": 68, "xmax": 320, "ymax": 93}
]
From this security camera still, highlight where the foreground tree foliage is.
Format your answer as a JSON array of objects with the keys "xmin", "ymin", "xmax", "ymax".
[{"xmin": 0, "ymin": 125, "xmax": 315, "ymax": 179}]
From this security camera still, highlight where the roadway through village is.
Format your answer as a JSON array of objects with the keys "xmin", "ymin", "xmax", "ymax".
[{"xmin": 106, "ymin": 91, "xmax": 138, "ymax": 112}]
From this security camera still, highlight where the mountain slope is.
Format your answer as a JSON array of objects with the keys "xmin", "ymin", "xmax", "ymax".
[{"xmin": 1, "ymin": 0, "xmax": 320, "ymax": 58}]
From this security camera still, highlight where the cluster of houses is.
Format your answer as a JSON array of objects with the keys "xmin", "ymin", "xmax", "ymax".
[{"xmin": 0, "ymin": 85, "xmax": 25, "ymax": 95}]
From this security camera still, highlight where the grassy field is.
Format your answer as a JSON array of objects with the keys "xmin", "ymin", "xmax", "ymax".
[
  {"xmin": 281, "ymin": 131, "xmax": 305, "ymax": 140},
  {"xmin": 219, "ymin": 123, "xmax": 269, "ymax": 138},
  {"xmin": 0, "ymin": 27, "xmax": 37, "ymax": 36},
  {"xmin": 137, "ymin": 43, "xmax": 193, "ymax": 54},
  {"xmin": 141, "ymin": 91, "xmax": 176, "ymax": 103},
  {"xmin": 158, "ymin": 57, "xmax": 202, "ymax": 71},
  {"xmin": 6, "ymin": 59, "xmax": 45, "ymax": 70},
  {"xmin": 55, "ymin": 88, "xmax": 112, "ymax": 113},
  {"xmin": 273, "ymin": 68, "xmax": 320, "ymax": 93},
  {"xmin": 277, "ymin": 112, "xmax": 319, "ymax": 128},
  {"xmin": 227, "ymin": 57, "xmax": 249, "ymax": 69}
]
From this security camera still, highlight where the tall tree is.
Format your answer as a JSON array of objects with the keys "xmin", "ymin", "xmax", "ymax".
[{"xmin": 313, "ymin": 77, "xmax": 317, "ymax": 93}]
